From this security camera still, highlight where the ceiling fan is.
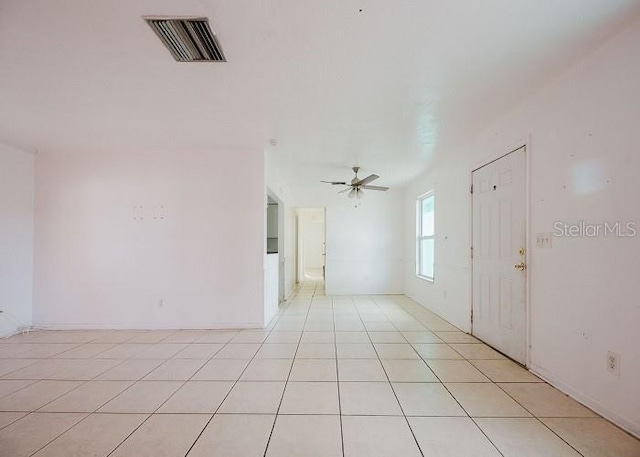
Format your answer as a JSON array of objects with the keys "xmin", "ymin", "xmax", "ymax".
[{"xmin": 321, "ymin": 167, "xmax": 389, "ymax": 203}]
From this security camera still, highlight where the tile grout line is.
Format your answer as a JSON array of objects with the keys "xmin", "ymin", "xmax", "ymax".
[
  {"xmin": 387, "ymin": 298, "xmax": 511, "ymax": 455},
  {"xmin": 371, "ymin": 295, "xmax": 506, "ymax": 457},
  {"xmin": 0, "ymin": 411, "xmax": 28, "ymax": 431},
  {"xmin": 179, "ymin": 318, "xmax": 284, "ymax": 456},
  {"xmin": 23, "ymin": 412, "xmax": 89, "ymax": 457},
  {"xmin": 491, "ymin": 382, "xmax": 587, "ymax": 457},
  {"xmin": 9, "ymin": 355, "xmax": 133, "ymax": 456},
  {"xmin": 0, "ymin": 345, "xmax": 185, "ymax": 416},
  {"xmin": 261, "ymin": 282, "xmax": 313, "ymax": 457},
  {"xmin": 396, "ymin": 297, "xmax": 585, "ymax": 456},
  {"xmin": 333, "ymin": 294, "xmax": 346, "ymax": 457},
  {"xmin": 104, "ymin": 332, "xmax": 237, "ymax": 457},
  {"xmin": 366, "ymin": 296, "xmax": 426, "ymax": 457},
  {"xmin": 2, "ymin": 293, "xmax": 633, "ymax": 456},
  {"xmin": 107, "ymin": 326, "xmax": 270, "ymax": 457}
]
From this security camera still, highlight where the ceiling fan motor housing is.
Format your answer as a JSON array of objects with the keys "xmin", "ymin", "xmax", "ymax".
[{"xmin": 320, "ymin": 166, "xmax": 389, "ymax": 198}]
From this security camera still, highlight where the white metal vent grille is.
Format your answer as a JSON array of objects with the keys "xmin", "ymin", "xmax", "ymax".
[{"xmin": 144, "ymin": 17, "xmax": 226, "ymax": 62}]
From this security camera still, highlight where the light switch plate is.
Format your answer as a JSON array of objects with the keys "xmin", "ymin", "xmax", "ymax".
[{"xmin": 536, "ymin": 232, "xmax": 552, "ymax": 248}]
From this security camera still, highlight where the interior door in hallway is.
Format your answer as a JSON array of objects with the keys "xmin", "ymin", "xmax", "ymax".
[{"xmin": 472, "ymin": 146, "xmax": 527, "ymax": 364}]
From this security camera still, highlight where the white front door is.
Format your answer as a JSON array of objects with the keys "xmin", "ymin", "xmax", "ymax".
[{"xmin": 472, "ymin": 146, "xmax": 527, "ymax": 364}]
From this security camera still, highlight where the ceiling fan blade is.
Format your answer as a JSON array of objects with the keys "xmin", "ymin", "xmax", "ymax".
[
  {"xmin": 338, "ymin": 187, "xmax": 352, "ymax": 193},
  {"xmin": 320, "ymin": 181, "xmax": 347, "ymax": 185},
  {"xmin": 356, "ymin": 174, "xmax": 379, "ymax": 186},
  {"xmin": 361, "ymin": 185, "xmax": 389, "ymax": 191}
]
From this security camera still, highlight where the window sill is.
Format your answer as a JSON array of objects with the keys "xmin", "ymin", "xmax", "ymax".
[{"xmin": 416, "ymin": 274, "xmax": 434, "ymax": 283}]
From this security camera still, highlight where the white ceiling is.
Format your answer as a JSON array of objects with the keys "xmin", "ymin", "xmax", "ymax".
[{"xmin": 1, "ymin": 0, "xmax": 639, "ymax": 185}]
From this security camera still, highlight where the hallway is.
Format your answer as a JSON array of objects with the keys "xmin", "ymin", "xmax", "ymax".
[{"xmin": 0, "ymin": 285, "xmax": 638, "ymax": 456}]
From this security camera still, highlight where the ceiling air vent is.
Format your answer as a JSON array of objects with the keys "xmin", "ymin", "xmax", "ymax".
[{"xmin": 144, "ymin": 17, "xmax": 226, "ymax": 62}]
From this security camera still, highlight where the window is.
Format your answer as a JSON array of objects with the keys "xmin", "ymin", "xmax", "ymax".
[{"xmin": 416, "ymin": 192, "xmax": 435, "ymax": 281}]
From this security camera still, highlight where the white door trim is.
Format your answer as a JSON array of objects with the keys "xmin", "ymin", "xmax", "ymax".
[{"xmin": 469, "ymin": 139, "xmax": 532, "ymax": 367}]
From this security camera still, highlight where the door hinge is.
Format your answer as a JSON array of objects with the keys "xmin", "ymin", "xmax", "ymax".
[
  {"xmin": 470, "ymin": 184, "xmax": 473, "ymax": 194},
  {"xmin": 471, "ymin": 308, "xmax": 474, "ymax": 324},
  {"xmin": 470, "ymin": 245, "xmax": 474, "ymax": 259}
]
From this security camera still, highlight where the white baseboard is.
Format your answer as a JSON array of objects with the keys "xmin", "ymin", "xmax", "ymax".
[
  {"xmin": 0, "ymin": 324, "xmax": 33, "ymax": 339},
  {"xmin": 405, "ymin": 292, "xmax": 471, "ymax": 333},
  {"xmin": 324, "ymin": 290, "xmax": 406, "ymax": 296},
  {"xmin": 0, "ymin": 327, "xmax": 21, "ymax": 339},
  {"xmin": 284, "ymin": 287, "xmax": 296, "ymax": 300},
  {"xmin": 401, "ymin": 295, "xmax": 639, "ymax": 439},
  {"xmin": 530, "ymin": 363, "xmax": 640, "ymax": 439},
  {"xmin": 32, "ymin": 322, "xmax": 264, "ymax": 331}
]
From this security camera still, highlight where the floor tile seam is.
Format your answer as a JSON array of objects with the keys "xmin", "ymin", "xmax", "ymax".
[
  {"xmin": 110, "ymin": 301, "xmax": 284, "ymax": 457},
  {"xmin": 384, "ymin": 297, "xmax": 507, "ymax": 457},
  {"xmin": 0, "ymin": 379, "xmax": 39, "ymax": 401},
  {"xmin": 358, "ymin": 301, "xmax": 426, "ymax": 457},
  {"xmin": 331, "ymin": 296, "xmax": 346, "ymax": 457},
  {"xmin": 24, "ymin": 410, "xmax": 96, "ymax": 457},
  {"xmin": 186, "ymin": 304, "xmax": 292, "ymax": 455},
  {"xmin": 491, "ymin": 383, "xmax": 588, "ymax": 456},
  {"xmin": 0, "ymin": 359, "xmax": 48, "ymax": 379},
  {"xmin": 0, "ymin": 411, "xmax": 27, "ymax": 431},
  {"xmin": 262, "ymin": 287, "xmax": 315, "ymax": 457},
  {"xmin": 465, "ymin": 415, "xmax": 508, "ymax": 457}
]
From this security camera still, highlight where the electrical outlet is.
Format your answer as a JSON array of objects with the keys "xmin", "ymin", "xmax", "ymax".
[{"xmin": 607, "ymin": 351, "xmax": 620, "ymax": 376}]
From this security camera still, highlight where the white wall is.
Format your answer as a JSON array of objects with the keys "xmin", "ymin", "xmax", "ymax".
[
  {"xmin": 264, "ymin": 253, "xmax": 279, "ymax": 324},
  {"xmin": 298, "ymin": 208, "xmax": 325, "ymax": 273},
  {"xmin": 265, "ymin": 153, "xmax": 404, "ymax": 295},
  {"xmin": 265, "ymin": 156, "xmax": 297, "ymax": 300},
  {"xmin": 0, "ymin": 143, "xmax": 34, "ymax": 337},
  {"xmin": 34, "ymin": 148, "xmax": 266, "ymax": 329},
  {"xmin": 326, "ymin": 192, "xmax": 404, "ymax": 295},
  {"xmin": 405, "ymin": 19, "xmax": 640, "ymax": 436},
  {"xmin": 405, "ymin": 164, "xmax": 473, "ymax": 332},
  {"xmin": 289, "ymin": 185, "xmax": 405, "ymax": 295}
]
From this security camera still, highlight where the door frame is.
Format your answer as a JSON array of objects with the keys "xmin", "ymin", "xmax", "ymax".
[
  {"xmin": 266, "ymin": 188, "xmax": 286, "ymax": 303},
  {"xmin": 469, "ymin": 138, "xmax": 532, "ymax": 367},
  {"xmin": 295, "ymin": 207, "xmax": 326, "ymax": 283}
]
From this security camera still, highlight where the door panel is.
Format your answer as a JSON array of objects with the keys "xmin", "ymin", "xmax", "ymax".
[{"xmin": 472, "ymin": 146, "xmax": 527, "ymax": 364}]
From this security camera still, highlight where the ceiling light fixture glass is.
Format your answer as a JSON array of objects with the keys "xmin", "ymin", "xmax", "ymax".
[{"xmin": 353, "ymin": 188, "xmax": 364, "ymax": 207}]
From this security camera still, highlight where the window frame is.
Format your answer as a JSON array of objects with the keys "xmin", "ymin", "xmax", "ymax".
[{"xmin": 416, "ymin": 191, "xmax": 435, "ymax": 282}]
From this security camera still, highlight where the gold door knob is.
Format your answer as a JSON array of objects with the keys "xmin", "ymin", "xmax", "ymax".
[{"xmin": 514, "ymin": 262, "xmax": 526, "ymax": 271}]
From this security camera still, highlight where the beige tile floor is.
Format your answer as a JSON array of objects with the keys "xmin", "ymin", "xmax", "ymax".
[{"xmin": 0, "ymin": 281, "xmax": 639, "ymax": 456}]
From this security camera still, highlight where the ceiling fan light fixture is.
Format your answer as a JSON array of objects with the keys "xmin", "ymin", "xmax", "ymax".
[{"xmin": 320, "ymin": 166, "xmax": 388, "ymax": 206}]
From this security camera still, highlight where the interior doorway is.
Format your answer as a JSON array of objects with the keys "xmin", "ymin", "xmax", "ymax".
[
  {"xmin": 296, "ymin": 208, "xmax": 326, "ymax": 284},
  {"xmin": 471, "ymin": 146, "xmax": 528, "ymax": 364},
  {"xmin": 266, "ymin": 190, "xmax": 285, "ymax": 305}
]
